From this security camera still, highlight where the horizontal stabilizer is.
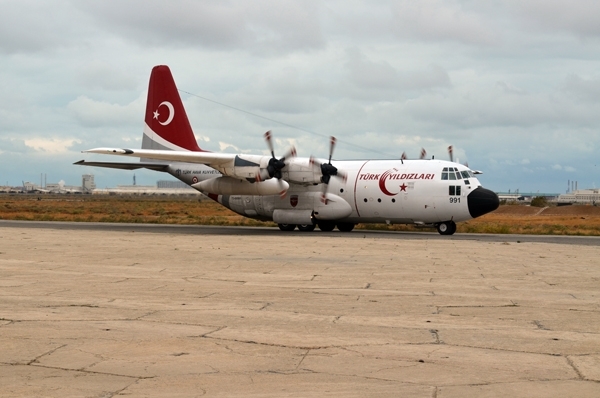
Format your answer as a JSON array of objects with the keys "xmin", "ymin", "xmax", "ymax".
[{"xmin": 73, "ymin": 160, "xmax": 169, "ymax": 172}]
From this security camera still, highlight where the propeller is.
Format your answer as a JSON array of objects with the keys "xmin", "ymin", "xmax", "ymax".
[
  {"xmin": 401, "ymin": 152, "xmax": 407, "ymax": 160},
  {"xmin": 310, "ymin": 136, "xmax": 347, "ymax": 204},
  {"xmin": 447, "ymin": 145, "xmax": 471, "ymax": 168},
  {"xmin": 420, "ymin": 148, "xmax": 427, "ymax": 159},
  {"xmin": 255, "ymin": 131, "xmax": 296, "ymax": 197}
]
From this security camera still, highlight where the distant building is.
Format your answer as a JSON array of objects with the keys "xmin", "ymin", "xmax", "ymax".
[
  {"xmin": 82, "ymin": 174, "xmax": 96, "ymax": 193},
  {"xmin": 23, "ymin": 181, "xmax": 40, "ymax": 192},
  {"xmin": 496, "ymin": 192, "xmax": 559, "ymax": 203},
  {"xmin": 92, "ymin": 180, "xmax": 199, "ymax": 196},
  {"xmin": 157, "ymin": 180, "xmax": 193, "ymax": 189},
  {"xmin": 12, "ymin": 174, "xmax": 199, "ymax": 196},
  {"xmin": 558, "ymin": 189, "xmax": 600, "ymax": 206}
]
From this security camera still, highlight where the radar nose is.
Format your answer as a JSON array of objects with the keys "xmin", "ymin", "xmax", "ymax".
[{"xmin": 468, "ymin": 187, "xmax": 499, "ymax": 218}]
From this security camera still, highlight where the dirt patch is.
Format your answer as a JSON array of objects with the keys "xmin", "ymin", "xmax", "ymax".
[
  {"xmin": 492, "ymin": 206, "xmax": 541, "ymax": 216},
  {"xmin": 492, "ymin": 205, "xmax": 600, "ymax": 217},
  {"xmin": 540, "ymin": 205, "xmax": 600, "ymax": 216}
]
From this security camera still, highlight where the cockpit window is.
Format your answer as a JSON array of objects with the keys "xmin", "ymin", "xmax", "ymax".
[
  {"xmin": 442, "ymin": 167, "xmax": 475, "ymax": 180},
  {"xmin": 443, "ymin": 167, "xmax": 476, "ymax": 181}
]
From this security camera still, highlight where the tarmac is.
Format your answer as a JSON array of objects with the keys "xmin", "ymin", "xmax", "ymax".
[{"xmin": 1, "ymin": 224, "xmax": 599, "ymax": 397}]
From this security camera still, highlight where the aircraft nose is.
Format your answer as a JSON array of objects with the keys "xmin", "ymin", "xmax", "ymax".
[{"xmin": 468, "ymin": 187, "xmax": 499, "ymax": 218}]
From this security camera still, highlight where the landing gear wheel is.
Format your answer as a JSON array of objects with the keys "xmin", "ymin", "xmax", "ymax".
[
  {"xmin": 278, "ymin": 223, "xmax": 296, "ymax": 231},
  {"xmin": 298, "ymin": 224, "xmax": 316, "ymax": 232},
  {"xmin": 317, "ymin": 221, "xmax": 336, "ymax": 232},
  {"xmin": 337, "ymin": 222, "xmax": 355, "ymax": 232},
  {"xmin": 436, "ymin": 221, "xmax": 456, "ymax": 235}
]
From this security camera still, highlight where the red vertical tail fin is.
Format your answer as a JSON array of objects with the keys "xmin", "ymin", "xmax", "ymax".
[{"xmin": 142, "ymin": 65, "xmax": 203, "ymax": 152}]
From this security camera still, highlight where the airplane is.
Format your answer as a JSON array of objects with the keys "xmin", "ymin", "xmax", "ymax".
[{"xmin": 75, "ymin": 65, "xmax": 499, "ymax": 235}]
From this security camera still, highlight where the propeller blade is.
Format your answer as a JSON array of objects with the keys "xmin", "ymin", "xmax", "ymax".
[
  {"xmin": 328, "ymin": 136, "xmax": 336, "ymax": 163},
  {"xmin": 264, "ymin": 130, "xmax": 275, "ymax": 158},
  {"xmin": 281, "ymin": 146, "xmax": 297, "ymax": 162},
  {"xmin": 401, "ymin": 152, "xmax": 407, "ymax": 160},
  {"xmin": 277, "ymin": 178, "xmax": 288, "ymax": 198},
  {"xmin": 320, "ymin": 183, "xmax": 328, "ymax": 204},
  {"xmin": 255, "ymin": 168, "xmax": 271, "ymax": 182},
  {"xmin": 448, "ymin": 145, "xmax": 453, "ymax": 162},
  {"xmin": 420, "ymin": 148, "xmax": 427, "ymax": 159}
]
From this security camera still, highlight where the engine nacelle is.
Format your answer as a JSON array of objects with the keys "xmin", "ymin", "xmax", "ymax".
[
  {"xmin": 312, "ymin": 193, "xmax": 352, "ymax": 220},
  {"xmin": 282, "ymin": 158, "xmax": 323, "ymax": 185},
  {"xmin": 192, "ymin": 176, "xmax": 288, "ymax": 196}
]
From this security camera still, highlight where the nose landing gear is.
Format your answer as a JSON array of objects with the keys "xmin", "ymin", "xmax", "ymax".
[{"xmin": 436, "ymin": 221, "xmax": 457, "ymax": 235}]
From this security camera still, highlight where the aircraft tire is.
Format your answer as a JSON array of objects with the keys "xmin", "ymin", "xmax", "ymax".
[
  {"xmin": 317, "ymin": 221, "xmax": 336, "ymax": 232},
  {"xmin": 278, "ymin": 223, "xmax": 297, "ymax": 231},
  {"xmin": 297, "ymin": 224, "xmax": 316, "ymax": 232},
  {"xmin": 337, "ymin": 222, "xmax": 355, "ymax": 232},
  {"xmin": 436, "ymin": 221, "xmax": 456, "ymax": 235}
]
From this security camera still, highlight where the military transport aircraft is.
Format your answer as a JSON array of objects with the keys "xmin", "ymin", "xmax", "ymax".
[{"xmin": 76, "ymin": 65, "xmax": 499, "ymax": 235}]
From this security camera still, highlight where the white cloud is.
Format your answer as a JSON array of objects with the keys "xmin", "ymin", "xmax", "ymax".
[
  {"xmin": 506, "ymin": 0, "xmax": 600, "ymax": 38},
  {"xmin": 389, "ymin": 0, "xmax": 501, "ymax": 45},
  {"xmin": 67, "ymin": 95, "xmax": 144, "ymax": 128},
  {"xmin": 24, "ymin": 138, "xmax": 81, "ymax": 154},
  {"xmin": 218, "ymin": 142, "xmax": 241, "ymax": 153}
]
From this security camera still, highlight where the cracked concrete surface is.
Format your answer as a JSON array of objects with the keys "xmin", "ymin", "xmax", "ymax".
[{"xmin": 1, "ymin": 227, "xmax": 599, "ymax": 397}]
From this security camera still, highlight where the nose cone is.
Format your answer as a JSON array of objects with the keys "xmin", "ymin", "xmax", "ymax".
[{"xmin": 468, "ymin": 187, "xmax": 499, "ymax": 218}]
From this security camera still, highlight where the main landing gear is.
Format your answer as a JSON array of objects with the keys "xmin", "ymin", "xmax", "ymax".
[
  {"xmin": 277, "ymin": 222, "xmax": 355, "ymax": 232},
  {"xmin": 436, "ymin": 221, "xmax": 456, "ymax": 235}
]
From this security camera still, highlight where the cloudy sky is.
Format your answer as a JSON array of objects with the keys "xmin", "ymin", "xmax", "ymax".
[{"xmin": 1, "ymin": 0, "xmax": 599, "ymax": 193}]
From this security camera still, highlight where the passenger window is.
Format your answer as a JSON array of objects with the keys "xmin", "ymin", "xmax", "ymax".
[
  {"xmin": 456, "ymin": 186, "xmax": 461, "ymax": 195},
  {"xmin": 449, "ymin": 186, "xmax": 455, "ymax": 195}
]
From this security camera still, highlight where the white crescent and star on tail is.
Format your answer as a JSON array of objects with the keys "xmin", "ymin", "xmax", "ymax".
[{"xmin": 153, "ymin": 101, "xmax": 175, "ymax": 126}]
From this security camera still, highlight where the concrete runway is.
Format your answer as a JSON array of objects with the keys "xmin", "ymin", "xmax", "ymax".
[{"xmin": 1, "ymin": 222, "xmax": 600, "ymax": 397}]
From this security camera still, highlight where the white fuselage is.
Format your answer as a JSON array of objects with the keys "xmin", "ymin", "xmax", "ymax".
[{"xmin": 167, "ymin": 158, "xmax": 484, "ymax": 225}]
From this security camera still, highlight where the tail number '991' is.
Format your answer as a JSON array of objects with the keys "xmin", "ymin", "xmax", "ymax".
[{"xmin": 449, "ymin": 197, "xmax": 461, "ymax": 204}]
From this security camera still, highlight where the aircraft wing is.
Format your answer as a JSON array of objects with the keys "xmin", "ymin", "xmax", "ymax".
[
  {"xmin": 83, "ymin": 148, "xmax": 236, "ymax": 166},
  {"xmin": 82, "ymin": 148, "xmax": 267, "ymax": 180}
]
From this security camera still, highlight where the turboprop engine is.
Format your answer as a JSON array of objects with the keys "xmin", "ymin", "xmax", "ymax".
[{"xmin": 192, "ymin": 176, "xmax": 289, "ymax": 196}]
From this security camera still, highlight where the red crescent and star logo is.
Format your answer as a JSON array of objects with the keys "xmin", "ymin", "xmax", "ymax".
[
  {"xmin": 378, "ymin": 168, "xmax": 401, "ymax": 196},
  {"xmin": 362, "ymin": 169, "xmax": 434, "ymax": 195}
]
